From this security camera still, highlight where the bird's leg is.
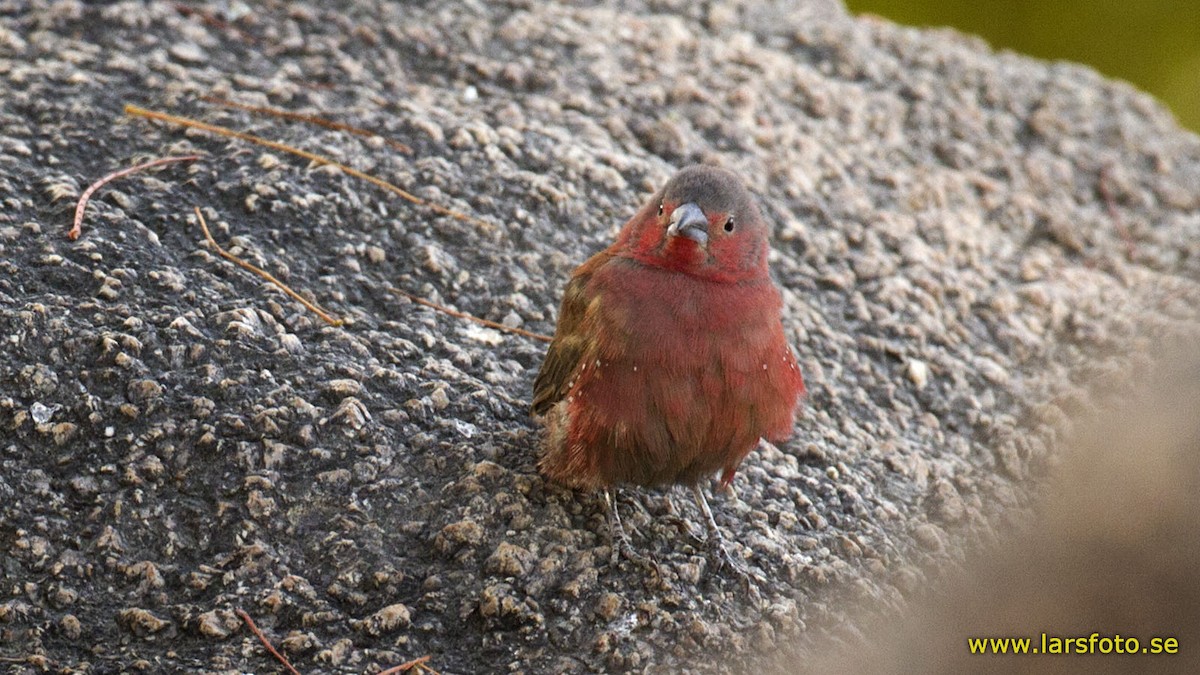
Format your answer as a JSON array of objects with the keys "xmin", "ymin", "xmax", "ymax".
[
  {"xmin": 604, "ymin": 489, "xmax": 659, "ymax": 572},
  {"xmin": 691, "ymin": 484, "xmax": 764, "ymax": 587},
  {"xmin": 660, "ymin": 487, "xmax": 705, "ymax": 544},
  {"xmin": 604, "ymin": 488, "xmax": 632, "ymax": 566},
  {"xmin": 692, "ymin": 484, "xmax": 731, "ymax": 561}
]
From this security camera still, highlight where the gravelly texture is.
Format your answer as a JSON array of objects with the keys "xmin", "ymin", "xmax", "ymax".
[{"xmin": 1, "ymin": 1, "xmax": 1199, "ymax": 673}]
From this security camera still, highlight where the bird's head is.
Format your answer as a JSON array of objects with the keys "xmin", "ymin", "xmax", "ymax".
[{"xmin": 614, "ymin": 165, "xmax": 770, "ymax": 283}]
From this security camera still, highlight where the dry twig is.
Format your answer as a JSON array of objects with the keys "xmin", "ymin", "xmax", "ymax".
[
  {"xmin": 235, "ymin": 608, "xmax": 301, "ymax": 675},
  {"xmin": 68, "ymin": 155, "xmax": 201, "ymax": 240},
  {"xmin": 194, "ymin": 207, "xmax": 343, "ymax": 326},
  {"xmin": 378, "ymin": 655, "xmax": 441, "ymax": 675},
  {"xmin": 201, "ymin": 95, "xmax": 414, "ymax": 154},
  {"xmin": 125, "ymin": 105, "xmax": 489, "ymax": 230}
]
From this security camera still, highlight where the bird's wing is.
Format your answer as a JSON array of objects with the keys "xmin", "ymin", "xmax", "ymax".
[{"xmin": 531, "ymin": 253, "xmax": 608, "ymax": 416}]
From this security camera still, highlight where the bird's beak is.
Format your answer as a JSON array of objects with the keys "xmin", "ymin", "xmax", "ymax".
[{"xmin": 666, "ymin": 202, "xmax": 708, "ymax": 247}]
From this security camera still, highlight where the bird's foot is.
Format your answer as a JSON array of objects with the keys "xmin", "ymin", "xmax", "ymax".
[
  {"xmin": 703, "ymin": 531, "xmax": 766, "ymax": 593},
  {"xmin": 610, "ymin": 529, "xmax": 661, "ymax": 574},
  {"xmin": 691, "ymin": 484, "xmax": 766, "ymax": 592},
  {"xmin": 604, "ymin": 489, "xmax": 662, "ymax": 576},
  {"xmin": 662, "ymin": 490, "xmax": 712, "ymax": 546}
]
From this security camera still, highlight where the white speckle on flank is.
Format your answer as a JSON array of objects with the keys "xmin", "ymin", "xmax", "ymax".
[
  {"xmin": 633, "ymin": 365, "xmax": 638, "ymax": 372},
  {"xmin": 762, "ymin": 363, "xmax": 768, "ymax": 370},
  {"xmin": 595, "ymin": 359, "xmax": 601, "ymax": 368}
]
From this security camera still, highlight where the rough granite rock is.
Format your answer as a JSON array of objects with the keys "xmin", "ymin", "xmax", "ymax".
[{"xmin": 1, "ymin": 1, "xmax": 1198, "ymax": 673}]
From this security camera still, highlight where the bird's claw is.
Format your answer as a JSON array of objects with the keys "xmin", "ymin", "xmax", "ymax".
[
  {"xmin": 605, "ymin": 489, "xmax": 662, "ymax": 576},
  {"xmin": 691, "ymin": 484, "xmax": 766, "ymax": 593},
  {"xmin": 703, "ymin": 535, "xmax": 766, "ymax": 593},
  {"xmin": 610, "ymin": 534, "xmax": 662, "ymax": 576},
  {"xmin": 660, "ymin": 513, "xmax": 706, "ymax": 546}
]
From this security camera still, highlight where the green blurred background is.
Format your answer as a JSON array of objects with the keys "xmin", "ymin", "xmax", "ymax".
[{"xmin": 844, "ymin": 0, "xmax": 1200, "ymax": 133}]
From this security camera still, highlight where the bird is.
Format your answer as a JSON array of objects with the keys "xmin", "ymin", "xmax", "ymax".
[{"xmin": 530, "ymin": 164, "xmax": 806, "ymax": 572}]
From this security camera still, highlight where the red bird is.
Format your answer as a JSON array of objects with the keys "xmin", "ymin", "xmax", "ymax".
[{"xmin": 531, "ymin": 165, "xmax": 806, "ymax": 569}]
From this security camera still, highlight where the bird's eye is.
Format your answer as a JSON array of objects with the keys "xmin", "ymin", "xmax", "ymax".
[
  {"xmin": 657, "ymin": 202, "xmax": 664, "ymax": 217},
  {"xmin": 724, "ymin": 216, "xmax": 735, "ymax": 232}
]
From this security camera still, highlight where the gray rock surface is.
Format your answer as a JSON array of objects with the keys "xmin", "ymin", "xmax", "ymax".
[{"xmin": 1, "ymin": 0, "xmax": 1198, "ymax": 673}]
